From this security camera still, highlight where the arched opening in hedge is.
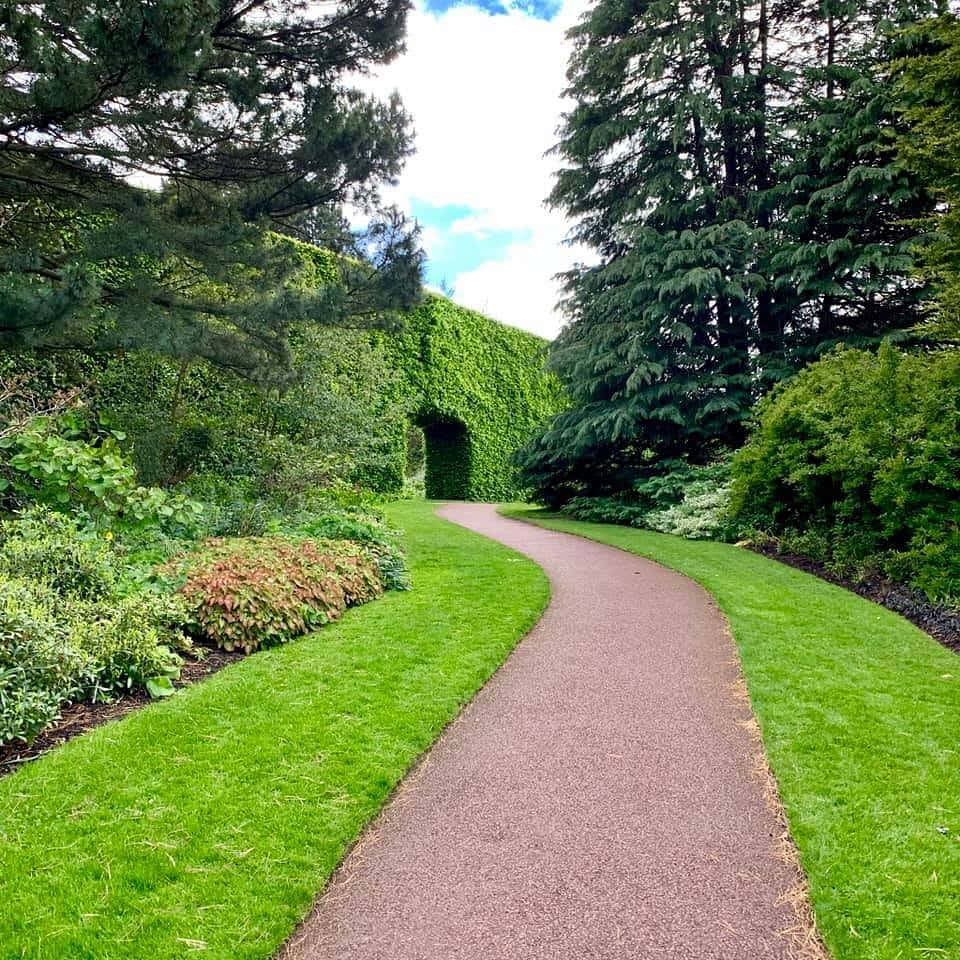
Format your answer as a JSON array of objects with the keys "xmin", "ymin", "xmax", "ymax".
[
  {"xmin": 415, "ymin": 412, "xmax": 471, "ymax": 500},
  {"xmin": 378, "ymin": 293, "xmax": 563, "ymax": 500}
]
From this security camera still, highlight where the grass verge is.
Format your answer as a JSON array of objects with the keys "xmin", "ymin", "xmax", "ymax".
[
  {"xmin": 0, "ymin": 501, "xmax": 549, "ymax": 960},
  {"xmin": 501, "ymin": 505, "xmax": 960, "ymax": 960}
]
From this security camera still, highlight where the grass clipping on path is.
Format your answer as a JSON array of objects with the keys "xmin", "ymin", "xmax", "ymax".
[
  {"xmin": 502, "ymin": 505, "xmax": 960, "ymax": 960},
  {"xmin": 0, "ymin": 501, "xmax": 549, "ymax": 960}
]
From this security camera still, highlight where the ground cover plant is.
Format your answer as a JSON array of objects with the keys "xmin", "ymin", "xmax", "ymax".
[
  {"xmin": 502, "ymin": 506, "xmax": 960, "ymax": 959},
  {"xmin": 170, "ymin": 536, "xmax": 384, "ymax": 653},
  {"xmin": 0, "ymin": 501, "xmax": 549, "ymax": 959}
]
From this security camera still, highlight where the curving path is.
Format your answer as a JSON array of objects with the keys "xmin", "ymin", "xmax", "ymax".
[{"xmin": 281, "ymin": 504, "xmax": 805, "ymax": 960}]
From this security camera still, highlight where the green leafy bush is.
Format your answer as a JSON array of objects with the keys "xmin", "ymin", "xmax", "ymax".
[
  {"xmin": 1, "ymin": 414, "xmax": 204, "ymax": 536},
  {"xmin": 731, "ymin": 345, "xmax": 960, "ymax": 601},
  {"xmin": 0, "ymin": 576, "xmax": 187, "ymax": 744},
  {"xmin": 170, "ymin": 536, "xmax": 384, "ymax": 653},
  {"xmin": 70, "ymin": 592, "xmax": 187, "ymax": 702},
  {"xmin": 0, "ymin": 509, "xmax": 190, "ymax": 744},
  {"xmin": 0, "ymin": 579, "xmax": 83, "ymax": 744},
  {"xmin": 561, "ymin": 460, "xmax": 734, "ymax": 541},
  {"xmin": 0, "ymin": 508, "xmax": 118, "ymax": 600}
]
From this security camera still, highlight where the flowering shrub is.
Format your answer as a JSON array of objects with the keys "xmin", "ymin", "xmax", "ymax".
[{"xmin": 171, "ymin": 536, "xmax": 384, "ymax": 653}]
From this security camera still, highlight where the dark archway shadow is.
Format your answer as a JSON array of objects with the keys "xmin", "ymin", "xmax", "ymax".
[{"xmin": 414, "ymin": 412, "xmax": 471, "ymax": 500}]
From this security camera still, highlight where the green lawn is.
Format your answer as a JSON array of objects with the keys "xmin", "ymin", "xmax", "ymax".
[
  {"xmin": 0, "ymin": 501, "xmax": 549, "ymax": 960},
  {"xmin": 502, "ymin": 506, "xmax": 960, "ymax": 960}
]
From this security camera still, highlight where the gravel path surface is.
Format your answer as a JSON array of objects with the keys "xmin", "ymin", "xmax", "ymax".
[{"xmin": 280, "ymin": 503, "xmax": 803, "ymax": 960}]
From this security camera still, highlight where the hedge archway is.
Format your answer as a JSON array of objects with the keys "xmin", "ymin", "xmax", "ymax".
[
  {"xmin": 381, "ymin": 294, "xmax": 562, "ymax": 501},
  {"xmin": 415, "ymin": 412, "xmax": 470, "ymax": 499}
]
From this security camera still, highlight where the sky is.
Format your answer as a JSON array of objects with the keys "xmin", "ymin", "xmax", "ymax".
[{"xmin": 361, "ymin": 0, "xmax": 592, "ymax": 340}]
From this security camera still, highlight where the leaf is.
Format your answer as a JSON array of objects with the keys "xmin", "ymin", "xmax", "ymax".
[{"xmin": 146, "ymin": 676, "xmax": 176, "ymax": 698}]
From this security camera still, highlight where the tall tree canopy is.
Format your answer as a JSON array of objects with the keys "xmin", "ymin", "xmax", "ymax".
[
  {"xmin": 895, "ymin": 13, "xmax": 960, "ymax": 342},
  {"xmin": 0, "ymin": 0, "xmax": 423, "ymax": 384},
  {"xmin": 521, "ymin": 0, "xmax": 943, "ymax": 504}
]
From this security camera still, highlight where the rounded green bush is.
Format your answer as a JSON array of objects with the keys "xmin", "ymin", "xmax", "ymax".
[{"xmin": 731, "ymin": 344, "xmax": 960, "ymax": 600}]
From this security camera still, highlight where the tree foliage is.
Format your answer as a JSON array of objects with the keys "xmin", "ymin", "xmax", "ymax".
[
  {"xmin": 0, "ymin": 0, "xmax": 423, "ymax": 383},
  {"xmin": 523, "ymin": 0, "xmax": 942, "ymax": 503},
  {"xmin": 894, "ymin": 13, "xmax": 960, "ymax": 341}
]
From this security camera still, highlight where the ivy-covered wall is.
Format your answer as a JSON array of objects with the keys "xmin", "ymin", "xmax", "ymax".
[
  {"xmin": 384, "ymin": 294, "xmax": 563, "ymax": 501},
  {"xmin": 1, "ymin": 282, "xmax": 561, "ymax": 502}
]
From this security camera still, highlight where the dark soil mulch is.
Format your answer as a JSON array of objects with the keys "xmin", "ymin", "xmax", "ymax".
[
  {"xmin": 752, "ymin": 544, "xmax": 960, "ymax": 655},
  {"xmin": 0, "ymin": 645, "xmax": 245, "ymax": 779}
]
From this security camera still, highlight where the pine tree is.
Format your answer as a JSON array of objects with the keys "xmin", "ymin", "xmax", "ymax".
[
  {"xmin": 521, "ymin": 0, "xmax": 939, "ymax": 503},
  {"xmin": 0, "ymin": 0, "xmax": 423, "ymax": 384},
  {"xmin": 893, "ymin": 12, "xmax": 960, "ymax": 342}
]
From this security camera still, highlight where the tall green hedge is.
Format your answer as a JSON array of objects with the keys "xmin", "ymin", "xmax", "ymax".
[
  {"xmin": 383, "ymin": 294, "xmax": 563, "ymax": 500},
  {"xmin": 1, "ymin": 289, "xmax": 561, "ymax": 502}
]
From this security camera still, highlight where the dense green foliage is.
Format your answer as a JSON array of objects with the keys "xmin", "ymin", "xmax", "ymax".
[
  {"xmin": 521, "ymin": 0, "xmax": 942, "ymax": 505},
  {"xmin": 0, "ymin": 501, "xmax": 549, "ymax": 959},
  {"xmin": 1, "ymin": 411, "xmax": 205, "ymax": 535},
  {"xmin": 0, "ymin": 0, "xmax": 423, "ymax": 382},
  {"xmin": 505, "ymin": 507, "xmax": 960, "ymax": 960},
  {"xmin": 895, "ymin": 14, "xmax": 960, "ymax": 341},
  {"xmin": 731, "ymin": 345, "xmax": 960, "ymax": 601},
  {"xmin": 386, "ymin": 295, "xmax": 563, "ymax": 499},
  {"xmin": 0, "ymin": 399, "xmax": 411, "ymax": 747},
  {"xmin": 0, "ymin": 509, "xmax": 188, "ymax": 743},
  {"xmin": 1, "ymin": 288, "xmax": 559, "ymax": 504}
]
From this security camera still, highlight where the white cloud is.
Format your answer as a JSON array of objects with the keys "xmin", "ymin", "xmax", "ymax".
[
  {"xmin": 361, "ymin": 0, "xmax": 593, "ymax": 339},
  {"xmin": 453, "ymin": 231, "xmax": 577, "ymax": 339}
]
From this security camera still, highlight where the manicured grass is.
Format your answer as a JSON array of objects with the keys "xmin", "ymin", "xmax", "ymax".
[
  {"xmin": 501, "ymin": 505, "xmax": 960, "ymax": 959},
  {"xmin": 0, "ymin": 501, "xmax": 549, "ymax": 960}
]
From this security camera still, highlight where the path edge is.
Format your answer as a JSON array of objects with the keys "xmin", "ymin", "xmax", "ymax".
[
  {"xmin": 275, "ymin": 503, "xmax": 553, "ymax": 959},
  {"xmin": 498, "ymin": 505, "xmax": 831, "ymax": 960}
]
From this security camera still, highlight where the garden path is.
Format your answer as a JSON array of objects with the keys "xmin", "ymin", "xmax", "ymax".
[{"xmin": 281, "ymin": 503, "xmax": 803, "ymax": 959}]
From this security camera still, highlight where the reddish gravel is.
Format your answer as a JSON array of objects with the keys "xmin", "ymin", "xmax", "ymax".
[{"xmin": 280, "ymin": 504, "xmax": 803, "ymax": 960}]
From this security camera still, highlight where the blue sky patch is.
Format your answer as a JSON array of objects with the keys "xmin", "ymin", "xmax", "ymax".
[
  {"xmin": 422, "ymin": 0, "xmax": 561, "ymax": 20},
  {"xmin": 411, "ymin": 199, "xmax": 533, "ymax": 293}
]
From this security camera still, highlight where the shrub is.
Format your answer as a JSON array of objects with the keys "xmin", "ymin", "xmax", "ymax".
[
  {"xmin": 731, "ymin": 344, "xmax": 960, "ymax": 601},
  {"xmin": 0, "ymin": 579, "xmax": 83, "ymax": 744},
  {"xmin": 285, "ymin": 506, "xmax": 411, "ymax": 591},
  {"xmin": 0, "ymin": 507, "xmax": 118, "ymax": 600},
  {"xmin": 180, "ymin": 474, "xmax": 412, "ymax": 591},
  {"xmin": 71, "ymin": 592, "xmax": 188, "ymax": 701},
  {"xmin": 644, "ymin": 479, "xmax": 733, "ymax": 540},
  {"xmin": 561, "ymin": 496, "xmax": 649, "ymax": 526},
  {"xmin": 0, "ymin": 413, "xmax": 205, "ymax": 536},
  {"xmin": 561, "ymin": 460, "xmax": 735, "ymax": 541},
  {"xmin": 0, "ymin": 577, "xmax": 187, "ymax": 744},
  {"xmin": 171, "ymin": 536, "xmax": 384, "ymax": 653}
]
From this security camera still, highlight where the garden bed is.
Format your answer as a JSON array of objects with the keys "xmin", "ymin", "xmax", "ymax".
[
  {"xmin": 751, "ymin": 544, "xmax": 960, "ymax": 655},
  {"xmin": 0, "ymin": 645, "xmax": 244, "ymax": 777}
]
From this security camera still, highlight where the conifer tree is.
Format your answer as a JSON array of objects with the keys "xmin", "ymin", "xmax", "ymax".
[
  {"xmin": 893, "ymin": 12, "xmax": 960, "ymax": 342},
  {"xmin": 0, "ymin": 0, "xmax": 423, "ymax": 384},
  {"xmin": 520, "ymin": 0, "xmax": 940, "ymax": 503}
]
